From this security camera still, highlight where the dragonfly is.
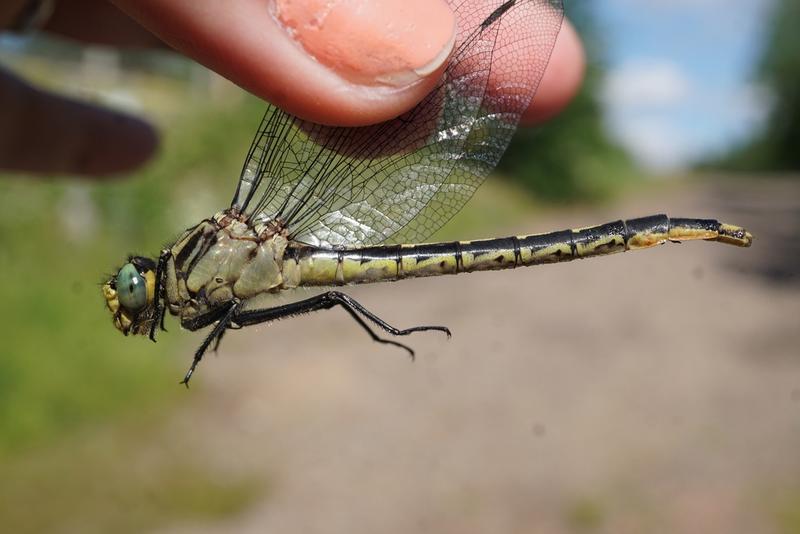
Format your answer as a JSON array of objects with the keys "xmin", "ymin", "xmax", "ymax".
[{"xmin": 102, "ymin": 0, "xmax": 752, "ymax": 386}]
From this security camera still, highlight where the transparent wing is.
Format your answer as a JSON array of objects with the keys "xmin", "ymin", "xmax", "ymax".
[{"xmin": 231, "ymin": 0, "xmax": 564, "ymax": 248}]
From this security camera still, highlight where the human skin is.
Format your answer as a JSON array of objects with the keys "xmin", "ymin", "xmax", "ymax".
[{"xmin": 0, "ymin": 0, "xmax": 585, "ymax": 176}]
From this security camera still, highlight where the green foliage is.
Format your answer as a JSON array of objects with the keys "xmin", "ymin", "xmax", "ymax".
[
  {"xmin": 0, "ymin": 95, "xmax": 267, "ymax": 528},
  {"xmin": 499, "ymin": 5, "xmax": 638, "ymax": 202},
  {"xmin": 714, "ymin": 0, "xmax": 800, "ymax": 170},
  {"xmin": 0, "ymin": 178, "xmax": 172, "ymax": 456},
  {"xmin": 0, "ymin": 414, "xmax": 263, "ymax": 534},
  {"xmin": 0, "ymin": 95, "xmax": 257, "ymax": 452}
]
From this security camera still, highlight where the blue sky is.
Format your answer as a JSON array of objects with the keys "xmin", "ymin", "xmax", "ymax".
[{"xmin": 588, "ymin": 0, "xmax": 775, "ymax": 171}]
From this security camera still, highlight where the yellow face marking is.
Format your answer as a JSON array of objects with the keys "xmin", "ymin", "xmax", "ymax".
[
  {"xmin": 102, "ymin": 280, "xmax": 134, "ymax": 334},
  {"xmin": 116, "ymin": 312, "xmax": 132, "ymax": 332},
  {"xmin": 144, "ymin": 270, "xmax": 156, "ymax": 305},
  {"xmin": 102, "ymin": 282, "xmax": 119, "ymax": 315}
]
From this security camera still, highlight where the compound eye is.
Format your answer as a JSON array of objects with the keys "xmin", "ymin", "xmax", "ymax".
[{"xmin": 116, "ymin": 263, "xmax": 148, "ymax": 312}]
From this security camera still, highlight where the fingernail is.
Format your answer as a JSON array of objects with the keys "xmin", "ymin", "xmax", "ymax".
[{"xmin": 271, "ymin": 0, "xmax": 456, "ymax": 87}]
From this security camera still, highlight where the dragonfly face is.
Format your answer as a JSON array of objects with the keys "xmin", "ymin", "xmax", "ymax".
[{"xmin": 103, "ymin": 256, "xmax": 158, "ymax": 336}]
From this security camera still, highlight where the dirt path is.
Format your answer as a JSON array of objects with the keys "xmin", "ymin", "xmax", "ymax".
[{"xmin": 158, "ymin": 180, "xmax": 800, "ymax": 534}]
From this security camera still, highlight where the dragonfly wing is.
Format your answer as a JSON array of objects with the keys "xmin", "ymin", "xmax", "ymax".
[{"xmin": 231, "ymin": 0, "xmax": 564, "ymax": 248}]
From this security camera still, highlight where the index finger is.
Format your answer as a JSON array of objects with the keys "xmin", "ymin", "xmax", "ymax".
[
  {"xmin": 112, "ymin": 0, "xmax": 457, "ymax": 127},
  {"xmin": 111, "ymin": 0, "xmax": 582, "ymax": 128}
]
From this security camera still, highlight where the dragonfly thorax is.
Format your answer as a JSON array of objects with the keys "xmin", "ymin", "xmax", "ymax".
[{"xmin": 159, "ymin": 211, "xmax": 300, "ymax": 324}]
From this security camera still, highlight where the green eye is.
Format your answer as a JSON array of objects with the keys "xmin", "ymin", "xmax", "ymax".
[{"xmin": 117, "ymin": 263, "xmax": 148, "ymax": 312}]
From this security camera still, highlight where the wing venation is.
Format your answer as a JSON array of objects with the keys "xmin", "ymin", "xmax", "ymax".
[{"xmin": 231, "ymin": 0, "xmax": 564, "ymax": 248}]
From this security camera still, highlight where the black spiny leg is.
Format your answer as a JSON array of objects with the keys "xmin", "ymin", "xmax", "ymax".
[
  {"xmin": 234, "ymin": 291, "xmax": 451, "ymax": 359},
  {"xmin": 337, "ymin": 304, "xmax": 420, "ymax": 359},
  {"xmin": 149, "ymin": 248, "xmax": 172, "ymax": 342},
  {"xmin": 212, "ymin": 318, "xmax": 241, "ymax": 353},
  {"xmin": 181, "ymin": 300, "xmax": 240, "ymax": 387},
  {"xmin": 178, "ymin": 291, "xmax": 450, "ymax": 387}
]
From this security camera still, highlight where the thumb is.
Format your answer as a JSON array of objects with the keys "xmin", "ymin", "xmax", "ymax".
[
  {"xmin": 111, "ymin": 0, "xmax": 456, "ymax": 126},
  {"xmin": 0, "ymin": 68, "xmax": 158, "ymax": 177}
]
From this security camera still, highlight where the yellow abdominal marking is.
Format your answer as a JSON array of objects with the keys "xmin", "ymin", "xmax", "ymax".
[
  {"xmin": 626, "ymin": 230, "xmax": 669, "ymax": 249},
  {"xmin": 401, "ymin": 254, "xmax": 456, "ymax": 276},
  {"xmin": 524, "ymin": 242, "xmax": 571, "ymax": 263},
  {"xmin": 298, "ymin": 254, "xmax": 340, "ymax": 285},
  {"xmin": 717, "ymin": 223, "xmax": 754, "ymax": 247},
  {"xmin": 342, "ymin": 257, "xmax": 399, "ymax": 282}
]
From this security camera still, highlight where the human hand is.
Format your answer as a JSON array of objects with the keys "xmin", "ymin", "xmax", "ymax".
[{"xmin": 0, "ymin": 0, "xmax": 584, "ymax": 177}]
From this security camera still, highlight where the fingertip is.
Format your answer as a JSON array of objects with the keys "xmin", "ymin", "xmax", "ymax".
[
  {"xmin": 79, "ymin": 109, "xmax": 160, "ymax": 177},
  {"xmin": 44, "ymin": 0, "xmax": 165, "ymax": 48},
  {"xmin": 112, "ymin": 0, "xmax": 456, "ymax": 126},
  {"xmin": 521, "ymin": 18, "xmax": 585, "ymax": 126},
  {"xmin": 0, "ymin": 68, "xmax": 159, "ymax": 177},
  {"xmin": 258, "ymin": 0, "xmax": 457, "ymax": 125}
]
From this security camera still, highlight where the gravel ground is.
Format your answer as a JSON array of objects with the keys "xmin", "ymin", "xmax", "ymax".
[{"xmin": 157, "ymin": 179, "xmax": 800, "ymax": 534}]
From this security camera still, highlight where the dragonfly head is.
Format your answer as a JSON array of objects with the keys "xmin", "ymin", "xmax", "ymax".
[{"xmin": 103, "ymin": 256, "xmax": 158, "ymax": 336}]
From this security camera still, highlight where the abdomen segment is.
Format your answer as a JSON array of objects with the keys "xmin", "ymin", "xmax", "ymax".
[{"xmin": 292, "ymin": 214, "xmax": 752, "ymax": 286}]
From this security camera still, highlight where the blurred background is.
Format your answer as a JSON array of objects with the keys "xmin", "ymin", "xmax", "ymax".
[{"xmin": 0, "ymin": 1, "xmax": 798, "ymax": 533}]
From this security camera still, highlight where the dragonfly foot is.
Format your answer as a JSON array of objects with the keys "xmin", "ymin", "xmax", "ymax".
[
  {"xmin": 180, "ymin": 368, "xmax": 194, "ymax": 388},
  {"xmin": 372, "ymin": 337, "xmax": 416, "ymax": 361},
  {"xmin": 395, "ymin": 324, "xmax": 451, "ymax": 339}
]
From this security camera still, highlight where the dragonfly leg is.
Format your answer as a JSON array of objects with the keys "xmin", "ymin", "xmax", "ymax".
[
  {"xmin": 233, "ymin": 291, "xmax": 451, "ymax": 360},
  {"xmin": 149, "ymin": 248, "xmax": 172, "ymax": 342},
  {"xmin": 179, "ymin": 291, "xmax": 449, "ymax": 385},
  {"xmin": 322, "ymin": 291, "xmax": 452, "ymax": 340},
  {"xmin": 181, "ymin": 300, "xmax": 240, "ymax": 387},
  {"xmin": 211, "ymin": 320, "xmax": 240, "ymax": 353},
  {"xmin": 329, "ymin": 301, "xmax": 418, "ymax": 359}
]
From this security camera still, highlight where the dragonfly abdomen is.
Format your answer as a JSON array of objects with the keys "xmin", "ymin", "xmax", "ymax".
[{"xmin": 291, "ymin": 214, "xmax": 752, "ymax": 287}]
